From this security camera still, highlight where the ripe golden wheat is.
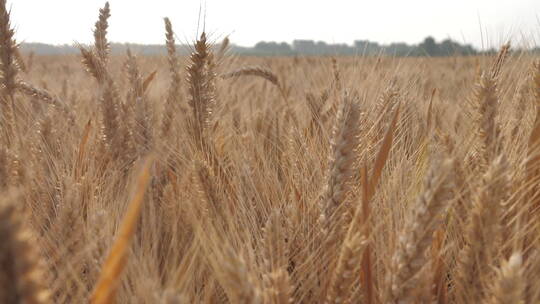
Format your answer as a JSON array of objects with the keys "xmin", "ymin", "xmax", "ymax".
[{"xmin": 0, "ymin": 1, "xmax": 539, "ymax": 303}]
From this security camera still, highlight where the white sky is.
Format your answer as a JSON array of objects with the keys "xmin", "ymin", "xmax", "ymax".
[{"xmin": 7, "ymin": 0, "xmax": 540, "ymax": 49}]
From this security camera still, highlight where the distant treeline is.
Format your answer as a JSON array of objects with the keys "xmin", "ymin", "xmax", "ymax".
[{"xmin": 20, "ymin": 36, "xmax": 540, "ymax": 56}]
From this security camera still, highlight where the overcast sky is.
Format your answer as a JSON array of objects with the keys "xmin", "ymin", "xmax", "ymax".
[{"xmin": 7, "ymin": 0, "xmax": 540, "ymax": 49}]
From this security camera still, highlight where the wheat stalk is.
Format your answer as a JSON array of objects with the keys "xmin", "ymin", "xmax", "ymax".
[{"xmin": 90, "ymin": 156, "xmax": 154, "ymax": 304}]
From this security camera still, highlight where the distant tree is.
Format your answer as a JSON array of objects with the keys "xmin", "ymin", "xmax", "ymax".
[
  {"xmin": 254, "ymin": 41, "xmax": 292, "ymax": 55},
  {"xmin": 19, "ymin": 37, "xmax": 483, "ymax": 57},
  {"xmin": 419, "ymin": 36, "xmax": 440, "ymax": 56},
  {"xmin": 354, "ymin": 40, "xmax": 381, "ymax": 55},
  {"xmin": 293, "ymin": 40, "xmax": 316, "ymax": 54},
  {"xmin": 385, "ymin": 43, "xmax": 412, "ymax": 56},
  {"xmin": 439, "ymin": 39, "xmax": 476, "ymax": 56},
  {"xmin": 440, "ymin": 39, "xmax": 456, "ymax": 56}
]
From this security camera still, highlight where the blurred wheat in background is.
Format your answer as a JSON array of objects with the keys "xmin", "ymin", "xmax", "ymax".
[{"xmin": 1, "ymin": 1, "xmax": 540, "ymax": 303}]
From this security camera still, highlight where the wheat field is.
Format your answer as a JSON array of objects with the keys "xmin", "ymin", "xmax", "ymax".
[{"xmin": 1, "ymin": 2, "xmax": 540, "ymax": 304}]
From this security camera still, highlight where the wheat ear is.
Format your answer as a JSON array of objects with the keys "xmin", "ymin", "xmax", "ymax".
[
  {"xmin": 0, "ymin": 190, "xmax": 50, "ymax": 304},
  {"xmin": 325, "ymin": 233, "xmax": 368, "ymax": 304},
  {"xmin": 161, "ymin": 17, "xmax": 182, "ymax": 137},
  {"xmin": 454, "ymin": 156, "xmax": 508, "ymax": 303},
  {"xmin": 186, "ymin": 32, "xmax": 216, "ymax": 151},
  {"xmin": 490, "ymin": 252, "xmax": 525, "ymax": 304},
  {"xmin": 93, "ymin": 2, "xmax": 110, "ymax": 63},
  {"xmin": 319, "ymin": 93, "xmax": 362, "ymax": 230},
  {"xmin": 385, "ymin": 158, "xmax": 454, "ymax": 304},
  {"xmin": 0, "ymin": 0, "xmax": 18, "ymax": 98}
]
